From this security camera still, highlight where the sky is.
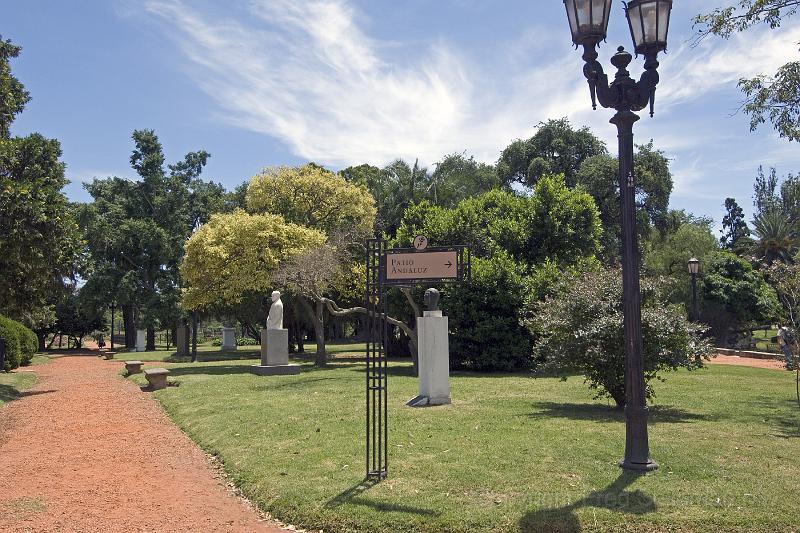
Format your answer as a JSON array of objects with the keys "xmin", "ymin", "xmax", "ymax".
[{"xmin": 6, "ymin": 0, "xmax": 800, "ymax": 229}]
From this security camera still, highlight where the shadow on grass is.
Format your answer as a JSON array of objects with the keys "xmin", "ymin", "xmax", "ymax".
[
  {"xmin": 326, "ymin": 478, "xmax": 440, "ymax": 516},
  {"xmin": 748, "ymin": 396, "xmax": 800, "ymax": 438},
  {"xmin": 527, "ymin": 402, "xmax": 717, "ymax": 424},
  {"xmin": 164, "ymin": 350, "xmax": 261, "ymax": 363},
  {"xmin": 519, "ymin": 471, "xmax": 655, "ymax": 533}
]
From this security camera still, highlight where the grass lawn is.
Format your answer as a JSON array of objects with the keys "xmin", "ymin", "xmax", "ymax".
[
  {"xmin": 127, "ymin": 350, "xmax": 800, "ymax": 532},
  {"xmin": 114, "ymin": 342, "xmax": 367, "ymax": 362},
  {"xmin": 0, "ymin": 354, "xmax": 50, "ymax": 407}
]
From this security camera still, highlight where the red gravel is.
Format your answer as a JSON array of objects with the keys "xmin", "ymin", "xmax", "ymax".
[
  {"xmin": 709, "ymin": 354, "xmax": 788, "ymax": 370},
  {"xmin": 0, "ymin": 353, "xmax": 291, "ymax": 532}
]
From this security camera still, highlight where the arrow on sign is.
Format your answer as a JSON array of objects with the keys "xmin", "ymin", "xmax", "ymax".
[{"xmin": 445, "ymin": 261, "xmax": 453, "ymax": 268}]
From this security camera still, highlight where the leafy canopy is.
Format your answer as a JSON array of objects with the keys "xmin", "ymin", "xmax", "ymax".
[
  {"xmin": 181, "ymin": 210, "xmax": 325, "ymax": 311},
  {"xmin": 247, "ymin": 164, "xmax": 376, "ymax": 239}
]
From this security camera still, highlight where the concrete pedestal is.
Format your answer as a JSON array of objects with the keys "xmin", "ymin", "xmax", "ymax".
[
  {"xmin": 176, "ymin": 325, "xmax": 189, "ymax": 356},
  {"xmin": 221, "ymin": 327, "xmax": 237, "ymax": 351},
  {"xmin": 136, "ymin": 329, "xmax": 146, "ymax": 352},
  {"xmin": 251, "ymin": 329, "xmax": 300, "ymax": 376},
  {"xmin": 408, "ymin": 311, "xmax": 450, "ymax": 407}
]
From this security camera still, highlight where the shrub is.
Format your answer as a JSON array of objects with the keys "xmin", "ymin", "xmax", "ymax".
[
  {"xmin": 0, "ymin": 315, "xmax": 23, "ymax": 371},
  {"xmin": 528, "ymin": 269, "xmax": 713, "ymax": 407},
  {"xmin": 443, "ymin": 253, "xmax": 534, "ymax": 372},
  {"xmin": 18, "ymin": 323, "xmax": 38, "ymax": 366}
]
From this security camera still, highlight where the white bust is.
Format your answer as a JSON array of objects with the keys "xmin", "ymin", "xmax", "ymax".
[{"xmin": 266, "ymin": 290, "xmax": 284, "ymax": 330}]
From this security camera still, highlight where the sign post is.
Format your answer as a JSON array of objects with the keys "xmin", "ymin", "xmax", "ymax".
[{"xmin": 364, "ymin": 237, "xmax": 469, "ymax": 480}]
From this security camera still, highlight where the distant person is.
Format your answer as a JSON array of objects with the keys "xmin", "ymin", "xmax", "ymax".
[{"xmin": 777, "ymin": 326, "xmax": 795, "ymax": 370}]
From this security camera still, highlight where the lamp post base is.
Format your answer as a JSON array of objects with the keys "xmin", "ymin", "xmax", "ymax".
[{"xmin": 618, "ymin": 458, "xmax": 659, "ymax": 472}]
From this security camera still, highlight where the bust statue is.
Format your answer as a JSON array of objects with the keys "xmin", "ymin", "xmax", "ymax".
[
  {"xmin": 423, "ymin": 288, "xmax": 440, "ymax": 312},
  {"xmin": 266, "ymin": 291, "xmax": 284, "ymax": 330}
]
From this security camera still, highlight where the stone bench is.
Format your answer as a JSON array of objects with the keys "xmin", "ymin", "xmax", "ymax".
[
  {"xmin": 125, "ymin": 360, "xmax": 144, "ymax": 374},
  {"xmin": 104, "ymin": 352, "xmax": 116, "ymax": 360},
  {"xmin": 144, "ymin": 368, "xmax": 169, "ymax": 390}
]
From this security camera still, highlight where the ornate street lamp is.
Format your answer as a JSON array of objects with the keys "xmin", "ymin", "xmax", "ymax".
[
  {"xmin": 688, "ymin": 258, "xmax": 700, "ymax": 322},
  {"xmin": 563, "ymin": 0, "xmax": 672, "ymax": 472}
]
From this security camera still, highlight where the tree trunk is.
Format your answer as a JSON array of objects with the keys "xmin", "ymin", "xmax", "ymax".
[
  {"xmin": 146, "ymin": 327, "xmax": 155, "ymax": 351},
  {"xmin": 299, "ymin": 296, "xmax": 326, "ymax": 366},
  {"xmin": 123, "ymin": 305, "xmax": 136, "ymax": 349},
  {"xmin": 191, "ymin": 311, "xmax": 198, "ymax": 363},
  {"xmin": 37, "ymin": 332, "xmax": 46, "ymax": 352}
]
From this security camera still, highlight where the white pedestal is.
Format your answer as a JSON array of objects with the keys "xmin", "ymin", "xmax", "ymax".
[
  {"xmin": 176, "ymin": 325, "xmax": 189, "ymax": 356},
  {"xmin": 221, "ymin": 327, "xmax": 237, "ymax": 351},
  {"xmin": 251, "ymin": 329, "xmax": 299, "ymax": 376},
  {"xmin": 407, "ymin": 311, "xmax": 450, "ymax": 407},
  {"xmin": 136, "ymin": 329, "xmax": 146, "ymax": 352}
]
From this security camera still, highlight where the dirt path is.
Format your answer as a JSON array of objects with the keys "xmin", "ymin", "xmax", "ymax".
[
  {"xmin": 0, "ymin": 353, "xmax": 290, "ymax": 532},
  {"xmin": 709, "ymin": 353, "xmax": 787, "ymax": 370}
]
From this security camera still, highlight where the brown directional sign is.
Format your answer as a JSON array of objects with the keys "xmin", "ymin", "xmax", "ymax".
[{"xmin": 382, "ymin": 246, "xmax": 470, "ymax": 285}]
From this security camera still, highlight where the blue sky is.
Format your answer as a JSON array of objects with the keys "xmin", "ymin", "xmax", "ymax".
[{"xmin": 6, "ymin": 1, "xmax": 800, "ymax": 229}]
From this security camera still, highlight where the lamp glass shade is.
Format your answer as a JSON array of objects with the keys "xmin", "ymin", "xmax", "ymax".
[
  {"xmin": 688, "ymin": 258, "xmax": 700, "ymax": 275},
  {"xmin": 564, "ymin": 0, "xmax": 613, "ymax": 45},
  {"xmin": 625, "ymin": 0, "xmax": 672, "ymax": 54}
]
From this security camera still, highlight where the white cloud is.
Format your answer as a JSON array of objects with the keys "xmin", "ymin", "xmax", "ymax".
[{"xmin": 142, "ymin": 0, "xmax": 799, "ymax": 176}]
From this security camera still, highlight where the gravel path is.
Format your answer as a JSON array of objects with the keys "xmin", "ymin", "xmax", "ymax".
[
  {"xmin": 709, "ymin": 354, "xmax": 788, "ymax": 370},
  {"xmin": 0, "ymin": 354, "xmax": 290, "ymax": 532}
]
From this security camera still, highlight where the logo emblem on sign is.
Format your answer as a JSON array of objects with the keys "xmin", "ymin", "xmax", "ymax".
[{"xmin": 413, "ymin": 235, "xmax": 428, "ymax": 251}]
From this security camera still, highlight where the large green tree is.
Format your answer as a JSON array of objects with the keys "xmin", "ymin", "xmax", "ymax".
[
  {"xmin": 78, "ymin": 130, "xmax": 224, "ymax": 349},
  {"xmin": 695, "ymin": 1, "xmax": 800, "ymax": 141},
  {"xmin": 497, "ymin": 118, "xmax": 607, "ymax": 188},
  {"xmin": 0, "ymin": 37, "xmax": 80, "ymax": 347}
]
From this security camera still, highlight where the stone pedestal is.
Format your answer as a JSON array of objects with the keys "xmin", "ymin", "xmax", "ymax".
[
  {"xmin": 407, "ymin": 311, "xmax": 450, "ymax": 407},
  {"xmin": 176, "ymin": 325, "xmax": 189, "ymax": 356},
  {"xmin": 136, "ymin": 329, "xmax": 146, "ymax": 352},
  {"xmin": 251, "ymin": 328, "xmax": 300, "ymax": 376},
  {"xmin": 221, "ymin": 327, "xmax": 237, "ymax": 351}
]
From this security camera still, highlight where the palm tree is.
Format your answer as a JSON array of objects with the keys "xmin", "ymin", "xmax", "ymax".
[{"xmin": 752, "ymin": 208, "xmax": 797, "ymax": 264}]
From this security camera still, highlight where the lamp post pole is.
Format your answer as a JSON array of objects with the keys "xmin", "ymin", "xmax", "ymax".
[
  {"xmin": 563, "ymin": 0, "xmax": 672, "ymax": 472},
  {"xmin": 688, "ymin": 258, "xmax": 700, "ymax": 322}
]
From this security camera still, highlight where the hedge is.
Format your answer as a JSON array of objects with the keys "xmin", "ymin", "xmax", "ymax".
[{"xmin": 0, "ymin": 314, "xmax": 37, "ymax": 371}]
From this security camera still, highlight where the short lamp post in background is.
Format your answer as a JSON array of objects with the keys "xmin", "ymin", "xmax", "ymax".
[
  {"xmin": 563, "ymin": 0, "xmax": 672, "ymax": 472},
  {"xmin": 110, "ymin": 303, "xmax": 116, "ymax": 351},
  {"xmin": 688, "ymin": 258, "xmax": 700, "ymax": 322}
]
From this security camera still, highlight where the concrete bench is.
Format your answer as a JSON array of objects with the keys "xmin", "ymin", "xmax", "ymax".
[
  {"xmin": 125, "ymin": 360, "xmax": 144, "ymax": 374},
  {"xmin": 144, "ymin": 368, "xmax": 169, "ymax": 390},
  {"xmin": 104, "ymin": 352, "xmax": 116, "ymax": 360}
]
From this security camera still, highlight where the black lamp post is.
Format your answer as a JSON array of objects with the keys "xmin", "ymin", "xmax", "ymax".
[
  {"xmin": 563, "ymin": 0, "xmax": 672, "ymax": 472},
  {"xmin": 688, "ymin": 258, "xmax": 700, "ymax": 322}
]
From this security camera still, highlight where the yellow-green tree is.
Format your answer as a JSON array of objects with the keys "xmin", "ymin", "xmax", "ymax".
[
  {"xmin": 247, "ymin": 164, "xmax": 376, "ymax": 238},
  {"xmin": 181, "ymin": 209, "xmax": 325, "ymax": 311}
]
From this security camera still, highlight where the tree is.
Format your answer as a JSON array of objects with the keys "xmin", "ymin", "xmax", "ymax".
[
  {"xmin": 181, "ymin": 210, "xmax": 325, "ymax": 311},
  {"xmin": 700, "ymin": 250, "xmax": 781, "ymax": 345},
  {"xmin": 247, "ymin": 164, "xmax": 375, "ymax": 239},
  {"xmin": 752, "ymin": 207, "xmax": 797, "ymax": 263},
  {"xmin": 575, "ymin": 142, "xmax": 674, "ymax": 260},
  {"xmin": 695, "ymin": 1, "xmax": 800, "ymax": 141},
  {"xmin": 246, "ymin": 164, "xmax": 376, "ymax": 362},
  {"xmin": 767, "ymin": 259, "xmax": 800, "ymax": 404},
  {"xmin": 428, "ymin": 153, "xmax": 502, "ymax": 208},
  {"xmin": 396, "ymin": 176, "xmax": 602, "ymax": 269},
  {"xmin": 497, "ymin": 118, "xmax": 607, "ymax": 188},
  {"xmin": 530, "ymin": 269, "xmax": 713, "ymax": 408},
  {"xmin": 78, "ymin": 130, "xmax": 224, "ymax": 349},
  {"xmin": 0, "ymin": 37, "xmax": 80, "ymax": 345},
  {"xmin": 720, "ymin": 197, "xmax": 752, "ymax": 252}
]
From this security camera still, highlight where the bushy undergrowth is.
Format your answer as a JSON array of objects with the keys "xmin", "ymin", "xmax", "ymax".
[
  {"xmin": 529, "ymin": 269, "xmax": 713, "ymax": 407},
  {"xmin": 0, "ymin": 314, "xmax": 38, "ymax": 371}
]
